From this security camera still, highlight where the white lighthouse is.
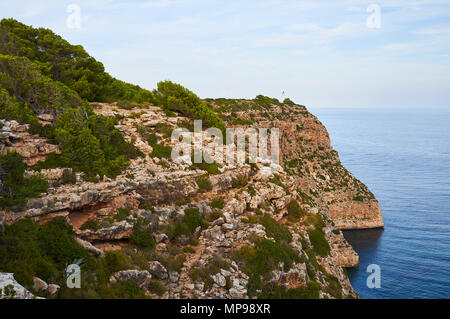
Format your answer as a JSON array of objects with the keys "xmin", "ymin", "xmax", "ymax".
[{"xmin": 281, "ymin": 91, "xmax": 286, "ymax": 102}]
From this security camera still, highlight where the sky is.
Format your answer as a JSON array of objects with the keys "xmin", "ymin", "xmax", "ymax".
[{"xmin": 1, "ymin": 0, "xmax": 450, "ymax": 108}]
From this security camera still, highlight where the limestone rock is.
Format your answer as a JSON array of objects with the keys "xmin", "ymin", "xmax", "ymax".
[
  {"xmin": 76, "ymin": 238, "xmax": 105, "ymax": 257},
  {"xmin": 154, "ymin": 233, "xmax": 168, "ymax": 244},
  {"xmin": 77, "ymin": 221, "xmax": 133, "ymax": 241},
  {"xmin": 148, "ymin": 261, "xmax": 168, "ymax": 280},
  {"xmin": 212, "ymin": 273, "xmax": 226, "ymax": 287},
  {"xmin": 110, "ymin": 270, "xmax": 152, "ymax": 286},
  {"xmin": 33, "ymin": 277, "xmax": 48, "ymax": 292},
  {"xmin": 169, "ymin": 271, "xmax": 179, "ymax": 283},
  {"xmin": 0, "ymin": 273, "xmax": 40, "ymax": 299},
  {"xmin": 47, "ymin": 284, "xmax": 60, "ymax": 295}
]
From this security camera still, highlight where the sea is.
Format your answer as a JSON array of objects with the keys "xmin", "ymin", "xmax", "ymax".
[{"xmin": 309, "ymin": 107, "xmax": 450, "ymax": 299}]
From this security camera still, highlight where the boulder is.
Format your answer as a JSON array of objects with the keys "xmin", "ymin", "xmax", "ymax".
[
  {"xmin": 76, "ymin": 238, "xmax": 105, "ymax": 257},
  {"xmin": 224, "ymin": 198, "xmax": 246, "ymax": 216},
  {"xmin": 47, "ymin": 284, "xmax": 60, "ymax": 295},
  {"xmin": 229, "ymin": 288, "xmax": 245, "ymax": 298},
  {"xmin": 221, "ymin": 223, "xmax": 234, "ymax": 232},
  {"xmin": 169, "ymin": 271, "xmax": 179, "ymax": 283},
  {"xmin": 110, "ymin": 270, "xmax": 152, "ymax": 286},
  {"xmin": 154, "ymin": 233, "xmax": 168, "ymax": 244},
  {"xmin": 33, "ymin": 277, "xmax": 48, "ymax": 292},
  {"xmin": 204, "ymin": 226, "xmax": 225, "ymax": 242},
  {"xmin": 0, "ymin": 273, "xmax": 40, "ymax": 299},
  {"xmin": 148, "ymin": 261, "xmax": 168, "ymax": 280},
  {"xmin": 77, "ymin": 221, "xmax": 133, "ymax": 241},
  {"xmin": 212, "ymin": 273, "xmax": 226, "ymax": 287}
]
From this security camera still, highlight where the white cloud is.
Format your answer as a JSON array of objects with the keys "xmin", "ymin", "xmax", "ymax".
[
  {"xmin": 139, "ymin": 0, "xmax": 172, "ymax": 8},
  {"xmin": 417, "ymin": 26, "xmax": 450, "ymax": 35}
]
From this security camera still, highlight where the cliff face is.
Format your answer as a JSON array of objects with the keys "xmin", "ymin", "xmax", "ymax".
[
  {"xmin": 0, "ymin": 99, "xmax": 383, "ymax": 299},
  {"xmin": 209, "ymin": 99, "xmax": 384, "ymax": 230},
  {"xmin": 277, "ymin": 111, "xmax": 384, "ymax": 230},
  {"xmin": 0, "ymin": 18, "xmax": 384, "ymax": 299}
]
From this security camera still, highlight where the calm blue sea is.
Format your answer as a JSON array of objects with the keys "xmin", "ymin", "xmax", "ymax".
[{"xmin": 309, "ymin": 107, "xmax": 450, "ymax": 299}]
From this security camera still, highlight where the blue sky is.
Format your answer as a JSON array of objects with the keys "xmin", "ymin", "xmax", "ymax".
[{"xmin": 1, "ymin": 0, "xmax": 450, "ymax": 108}]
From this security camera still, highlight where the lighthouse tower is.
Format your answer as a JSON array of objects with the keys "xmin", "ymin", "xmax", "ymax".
[{"xmin": 281, "ymin": 91, "xmax": 286, "ymax": 102}]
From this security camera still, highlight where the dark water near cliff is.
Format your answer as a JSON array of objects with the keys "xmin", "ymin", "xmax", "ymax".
[{"xmin": 309, "ymin": 108, "xmax": 450, "ymax": 299}]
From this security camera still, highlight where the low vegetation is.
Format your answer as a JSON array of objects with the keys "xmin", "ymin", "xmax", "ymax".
[
  {"xmin": 166, "ymin": 208, "xmax": 207, "ymax": 241},
  {"xmin": 286, "ymin": 199, "xmax": 306, "ymax": 222},
  {"xmin": 233, "ymin": 238, "xmax": 300, "ymax": 297},
  {"xmin": 195, "ymin": 174, "xmax": 212, "ymax": 193},
  {"xmin": 153, "ymin": 81, "xmax": 226, "ymax": 133},
  {"xmin": 0, "ymin": 151, "xmax": 47, "ymax": 209}
]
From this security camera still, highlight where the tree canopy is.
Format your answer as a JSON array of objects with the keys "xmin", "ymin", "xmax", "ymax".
[{"xmin": 0, "ymin": 18, "xmax": 153, "ymax": 102}]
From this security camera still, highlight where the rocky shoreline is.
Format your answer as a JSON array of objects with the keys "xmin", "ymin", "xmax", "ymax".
[{"xmin": 0, "ymin": 99, "xmax": 382, "ymax": 299}]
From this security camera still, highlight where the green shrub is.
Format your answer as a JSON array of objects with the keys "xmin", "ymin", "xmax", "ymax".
[
  {"xmin": 140, "ymin": 247, "xmax": 186, "ymax": 273},
  {"xmin": 287, "ymin": 159, "xmax": 302, "ymax": 168},
  {"xmin": 246, "ymin": 185, "xmax": 256, "ymax": 197},
  {"xmin": 253, "ymin": 95, "xmax": 281, "ymax": 108},
  {"xmin": 103, "ymin": 280, "xmax": 148, "ymax": 299},
  {"xmin": 182, "ymin": 208, "xmax": 207, "ymax": 234},
  {"xmin": 196, "ymin": 174, "xmax": 212, "ymax": 193},
  {"xmin": 0, "ymin": 217, "xmax": 95, "ymax": 288},
  {"xmin": 0, "ymin": 87, "xmax": 40, "ymax": 129},
  {"xmin": 130, "ymin": 223, "xmax": 155, "ymax": 249},
  {"xmin": 147, "ymin": 279, "xmax": 167, "ymax": 296},
  {"xmin": 325, "ymin": 273, "xmax": 342, "ymax": 298},
  {"xmin": 167, "ymin": 208, "xmax": 207, "ymax": 240},
  {"xmin": 231, "ymin": 175, "xmax": 248, "ymax": 188},
  {"xmin": 190, "ymin": 254, "xmax": 230, "ymax": 289},
  {"xmin": 210, "ymin": 197, "xmax": 224, "ymax": 209},
  {"xmin": 174, "ymin": 198, "xmax": 191, "ymax": 206},
  {"xmin": 270, "ymin": 174, "xmax": 286, "ymax": 190},
  {"xmin": 102, "ymin": 250, "xmax": 132, "ymax": 275},
  {"xmin": 61, "ymin": 169, "xmax": 77, "ymax": 184},
  {"xmin": 116, "ymin": 100, "xmax": 137, "ymax": 110},
  {"xmin": 297, "ymin": 189, "xmax": 314, "ymax": 206},
  {"xmin": 308, "ymin": 228, "xmax": 330, "ymax": 257},
  {"xmin": 233, "ymin": 238, "xmax": 300, "ymax": 296},
  {"xmin": 139, "ymin": 201, "xmax": 154, "ymax": 211},
  {"xmin": 231, "ymin": 118, "xmax": 253, "ymax": 125},
  {"xmin": 183, "ymin": 246, "xmax": 196, "ymax": 254},
  {"xmin": 33, "ymin": 109, "xmax": 140, "ymax": 179},
  {"xmin": 153, "ymin": 81, "xmax": 226, "ymax": 133},
  {"xmin": 150, "ymin": 143, "xmax": 172, "ymax": 159},
  {"xmin": 191, "ymin": 161, "xmax": 221, "ymax": 175},
  {"xmin": 258, "ymin": 281, "xmax": 321, "ymax": 299},
  {"xmin": 0, "ymin": 151, "xmax": 48, "ymax": 209},
  {"xmin": 154, "ymin": 122, "xmax": 173, "ymax": 138},
  {"xmin": 303, "ymin": 213, "xmax": 325, "ymax": 229},
  {"xmin": 241, "ymin": 215, "xmax": 259, "ymax": 224},
  {"xmin": 286, "ymin": 200, "xmax": 306, "ymax": 222},
  {"xmin": 79, "ymin": 220, "xmax": 99, "ymax": 231},
  {"xmin": 114, "ymin": 207, "xmax": 131, "ymax": 221},
  {"xmin": 207, "ymin": 210, "xmax": 223, "ymax": 222},
  {"xmin": 258, "ymin": 214, "xmax": 292, "ymax": 243}
]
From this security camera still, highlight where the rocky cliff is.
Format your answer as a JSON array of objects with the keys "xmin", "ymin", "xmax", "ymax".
[{"xmin": 0, "ymin": 98, "xmax": 383, "ymax": 299}]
